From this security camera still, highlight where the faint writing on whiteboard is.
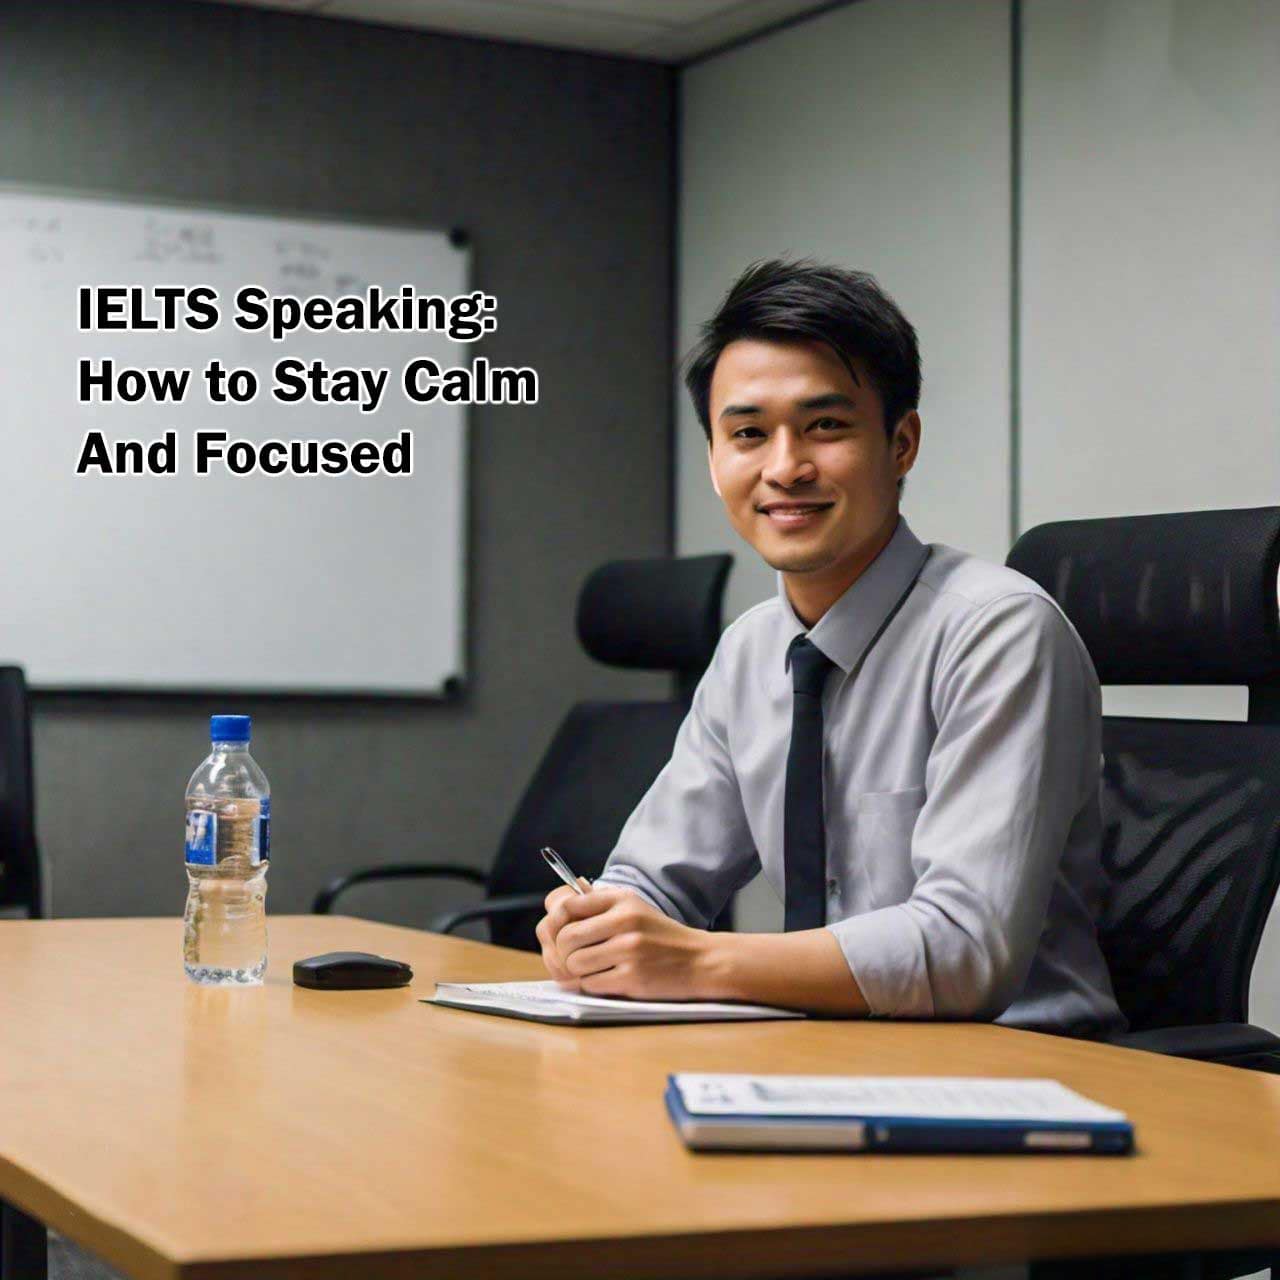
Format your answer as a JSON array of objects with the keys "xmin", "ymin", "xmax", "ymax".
[
  {"xmin": 333, "ymin": 271, "xmax": 371, "ymax": 295},
  {"xmin": 275, "ymin": 238, "xmax": 330, "ymax": 260},
  {"xmin": 2, "ymin": 213, "xmax": 64, "ymax": 263},
  {"xmin": 274, "ymin": 237, "xmax": 367, "ymax": 297},
  {"xmin": 276, "ymin": 237, "xmax": 328, "ymax": 286},
  {"xmin": 137, "ymin": 217, "xmax": 223, "ymax": 265}
]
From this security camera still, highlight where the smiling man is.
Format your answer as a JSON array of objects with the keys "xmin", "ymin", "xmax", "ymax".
[{"xmin": 537, "ymin": 260, "xmax": 1124, "ymax": 1037}]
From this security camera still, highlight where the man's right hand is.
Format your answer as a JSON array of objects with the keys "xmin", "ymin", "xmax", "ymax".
[
  {"xmin": 536, "ymin": 883, "xmax": 582, "ymax": 986},
  {"xmin": 536, "ymin": 880, "xmax": 637, "ymax": 989}
]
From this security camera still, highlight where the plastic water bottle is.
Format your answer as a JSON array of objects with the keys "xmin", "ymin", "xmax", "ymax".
[{"xmin": 183, "ymin": 715, "xmax": 271, "ymax": 985}]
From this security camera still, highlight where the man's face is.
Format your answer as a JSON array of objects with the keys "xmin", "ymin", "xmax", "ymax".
[{"xmin": 707, "ymin": 337, "xmax": 919, "ymax": 590}]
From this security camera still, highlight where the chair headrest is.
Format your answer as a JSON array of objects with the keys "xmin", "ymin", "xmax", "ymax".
[
  {"xmin": 576, "ymin": 555, "xmax": 732, "ymax": 674},
  {"xmin": 1006, "ymin": 507, "xmax": 1280, "ymax": 685}
]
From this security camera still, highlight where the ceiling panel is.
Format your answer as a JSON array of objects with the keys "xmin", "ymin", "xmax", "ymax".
[
  {"xmin": 632, "ymin": 0, "xmax": 845, "ymax": 60},
  {"xmin": 195, "ymin": 0, "xmax": 843, "ymax": 63},
  {"xmin": 320, "ymin": 0, "xmax": 669, "ymax": 51},
  {"xmin": 494, "ymin": 0, "xmax": 747, "ymax": 22}
]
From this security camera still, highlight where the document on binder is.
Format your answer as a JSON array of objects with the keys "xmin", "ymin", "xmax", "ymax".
[
  {"xmin": 425, "ymin": 980, "xmax": 804, "ymax": 1025},
  {"xmin": 665, "ymin": 1074, "xmax": 1134, "ymax": 1153}
]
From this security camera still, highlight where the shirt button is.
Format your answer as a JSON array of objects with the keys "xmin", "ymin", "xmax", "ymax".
[{"xmin": 826, "ymin": 878, "xmax": 839, "ymax": 897}]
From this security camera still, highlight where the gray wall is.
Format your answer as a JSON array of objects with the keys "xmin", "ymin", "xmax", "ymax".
[{"xmin": 0, "ymin": 0, "xmax": 675, "ymax": 923}]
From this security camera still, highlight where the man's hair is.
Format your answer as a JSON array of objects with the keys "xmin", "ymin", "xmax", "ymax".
[{"xmin": 683, "ymin": 259, "xmax": 922, "ymax": 444}]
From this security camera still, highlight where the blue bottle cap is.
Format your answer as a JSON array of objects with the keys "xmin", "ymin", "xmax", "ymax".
[{"xmin": 210, "ymin": 714, "xmax": 251, "ymax": 743}]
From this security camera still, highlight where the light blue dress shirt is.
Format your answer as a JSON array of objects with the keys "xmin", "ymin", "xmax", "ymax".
[{"xmin": 596, "ymin": 517, "xmax": 1126, "ymax": 1038}]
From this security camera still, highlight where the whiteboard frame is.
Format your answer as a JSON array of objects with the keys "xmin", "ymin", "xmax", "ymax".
[{"xmin": 0, "ymin": 181, "xmax": 473, "ymax": 702}]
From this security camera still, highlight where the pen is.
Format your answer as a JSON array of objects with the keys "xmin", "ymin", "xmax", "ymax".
[{"xmin": 540, "ymin": 846, "xmax": 588, "ymax": 896}]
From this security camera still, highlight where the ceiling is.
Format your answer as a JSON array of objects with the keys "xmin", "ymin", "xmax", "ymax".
[{"xmin": 198, "ymin": 0, "xmax": 845, "ymax": 63}]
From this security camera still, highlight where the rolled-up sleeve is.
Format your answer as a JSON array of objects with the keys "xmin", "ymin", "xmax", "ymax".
[
  {"xmin": 828, "ymin": 593, "xmax": 1101, "ymax": 1019},
  {"xmin": 594, "ymin": 641, "xmax": 760, "ymax": 928}
]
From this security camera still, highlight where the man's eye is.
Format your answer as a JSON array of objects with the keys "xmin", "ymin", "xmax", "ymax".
[
  {"xmin": 810, "ymin": 417, "xmax": 847, "ymax": 431},
  {"xmin": 732, "ymin": 426, "xmax": 765, "ymax": 440}
]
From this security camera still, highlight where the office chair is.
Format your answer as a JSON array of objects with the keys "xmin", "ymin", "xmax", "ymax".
[
  {"xmin": 1011, "ymin": 508, "xmax": 1280, "ymax": 1280},
  {"xmin": 1007, "ymin": 507, "xmax": 1280, "ymax": 1074},
  {"xmin": 0, "ymin": 666, "xmax": 42, "ymax": 920},
  {"xmin": 314, "ymin": 554, "xmax": 733, "ymax": 951}
]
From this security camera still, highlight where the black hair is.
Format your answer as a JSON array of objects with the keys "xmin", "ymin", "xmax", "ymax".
[{"xmin": 683, "ymin": 259, "xmax": 922, "ymax": 445}]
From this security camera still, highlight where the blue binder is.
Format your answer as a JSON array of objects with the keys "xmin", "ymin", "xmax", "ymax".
[{"xmin": 664, "ymin": 1075, "xmax": 1134, "ymax": 1154}]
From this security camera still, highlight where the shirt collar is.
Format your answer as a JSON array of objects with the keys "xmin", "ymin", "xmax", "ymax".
[{"xmin": 778, "ymin": 516, "xmax": 930, "ymax": 675}]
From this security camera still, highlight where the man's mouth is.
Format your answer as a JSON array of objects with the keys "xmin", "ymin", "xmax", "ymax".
[{"xmin": 756, "ymin": 501, "xmax": 834, "ymax": 527}]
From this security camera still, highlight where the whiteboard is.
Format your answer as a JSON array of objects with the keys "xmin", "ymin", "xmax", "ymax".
[{"xmin": 0, "ymin": 189, "xmax": 469, "ymax": 694}]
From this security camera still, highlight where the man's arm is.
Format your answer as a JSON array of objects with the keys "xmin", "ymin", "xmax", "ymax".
[
  {"xmin": 587, "ymin": 635, "xmax": 761, "ymax": 927},
  {"xmin": 827, "ymin": 592, "xmax": 1101, "ymax": 1019},
  {"xmin": 538, "ymin": 882, "xmax": 869, "ymax": 1014}
]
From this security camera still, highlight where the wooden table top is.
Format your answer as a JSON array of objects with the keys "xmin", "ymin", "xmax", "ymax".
[{"xmin": 1, "ymin": 916, "xmax": 1278, "ymax": 1280}]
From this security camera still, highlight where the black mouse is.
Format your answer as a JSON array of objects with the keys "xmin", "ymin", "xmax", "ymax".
[{"xmin": 293, "ymin": 951, "xmax": 413, "ymax": 990}]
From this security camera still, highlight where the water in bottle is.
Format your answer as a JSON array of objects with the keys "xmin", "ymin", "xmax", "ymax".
[{"xmin": 183, "ymin": 715, "xmax": 271, "ymax": 985}]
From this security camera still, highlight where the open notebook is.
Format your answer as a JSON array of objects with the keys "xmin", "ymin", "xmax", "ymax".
[{"xmin": 425, "ymin": 980, "xmax": 804, "ymax": 1025}]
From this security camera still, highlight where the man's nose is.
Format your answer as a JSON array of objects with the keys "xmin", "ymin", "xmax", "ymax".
[{"xmin": 762, "ymin": 429, "xmax": 816, "ymax": 488}]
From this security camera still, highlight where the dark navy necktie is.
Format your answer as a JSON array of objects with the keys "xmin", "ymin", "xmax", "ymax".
[{"xmin": 784, "ymin": 635, "xmax": 837, "ymax": 931}]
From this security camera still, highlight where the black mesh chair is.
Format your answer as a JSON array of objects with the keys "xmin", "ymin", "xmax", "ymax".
[
  {"xmin": 313, "ymin": 554, "xmax": 733, "ymax": 950},
  {"xmin": 1008, "ymin": 507, "xmax": 1280, "ymax": 1073},
  {"xmin": 0, "ymin": 666, "xmax": 41, "ymax": 920}
]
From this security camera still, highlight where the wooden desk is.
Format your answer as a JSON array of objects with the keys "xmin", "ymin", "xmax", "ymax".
[{"xmin": 1, "ymin": 916, "xmax": 1278, "ymax": 1280}]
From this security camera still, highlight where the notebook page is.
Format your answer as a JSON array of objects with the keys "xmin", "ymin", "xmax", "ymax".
[
  {"xmin": 673, "ymin": 1074, "xmax": 1127, "ymax": 1123},
  {"xmin": 432, "ymin": 980, "xmax": 800, "ymax": 1019}
]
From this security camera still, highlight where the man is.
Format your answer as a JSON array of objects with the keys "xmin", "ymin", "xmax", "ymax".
[{"xmin": 536, "ymin": 260, "xmax": 1124, "ymax": 1036}]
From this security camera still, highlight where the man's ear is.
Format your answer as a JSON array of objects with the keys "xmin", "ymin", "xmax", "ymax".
[
  {"xmin": 893, "ymin": 411, "xmax": 921, "ymax": 479},
  {"xmin": 707, "ymin": 441, "xmax": 722, "ymax": 498}
]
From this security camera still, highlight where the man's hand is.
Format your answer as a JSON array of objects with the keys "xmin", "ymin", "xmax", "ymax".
[
  {"xmin": 535, "ymin": 883, "xmax": 720, "ymax": 1000},
  {"xmin": 535, "ymin": 883, "xmax": 869, "ymax": 1014},
  {"xmin": 535, "ymin": 881, "xmax": 599, "ymax": 987}
]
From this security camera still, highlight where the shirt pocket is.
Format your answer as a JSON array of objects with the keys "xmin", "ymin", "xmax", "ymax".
[{"xmin": 855, "ymin": 786, "xmax": 926, "ymax": 908}]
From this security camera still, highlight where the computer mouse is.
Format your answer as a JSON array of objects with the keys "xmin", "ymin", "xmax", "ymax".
[{"xmin": 292, "ymin": 951, "xmax": 413, "ymax": 990}]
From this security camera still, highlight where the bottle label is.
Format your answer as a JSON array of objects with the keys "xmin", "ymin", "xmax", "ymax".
[
  {"xmin": 258, "ymin": 798, "xmax": 271, "ymax": 864},
  {"xmin": 185, "ymin": 810, "xmax": 217, "ymax": 865}
]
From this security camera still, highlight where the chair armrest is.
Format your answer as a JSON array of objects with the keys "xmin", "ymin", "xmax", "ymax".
[
  {"xmin": 427, "ymin": 892, "xmax": 549, "ymax": 937},
  {"xmin": 1110, "ymin": 1021, "xmax": 1280, "ymax": 1070},
  {"xmin": 312, "ymin": 862, "xmax": 488, "ymax": 914}
]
